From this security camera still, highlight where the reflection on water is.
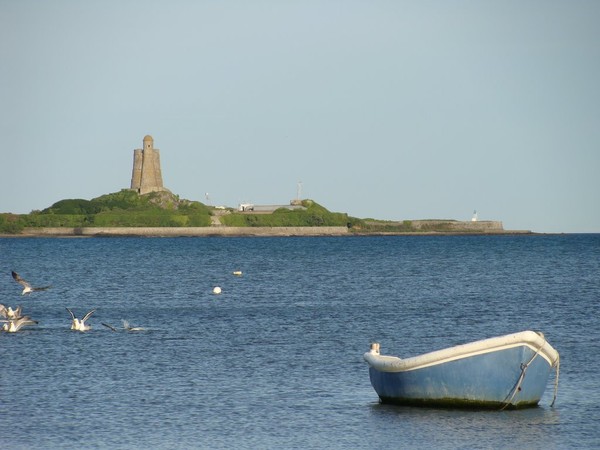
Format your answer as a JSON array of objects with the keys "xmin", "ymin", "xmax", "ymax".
[{"xmin": 369, "ymin": 402, "xmax": 562, "ymax": 448}]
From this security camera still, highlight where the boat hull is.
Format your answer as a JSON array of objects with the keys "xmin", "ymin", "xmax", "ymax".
[{"xmin": 365, "ymin": 331, "xmax": 559, "ymax": 409}]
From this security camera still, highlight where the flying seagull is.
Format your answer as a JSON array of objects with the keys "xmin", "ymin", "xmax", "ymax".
[
  {"xmin": 1, "ymin": 316, "xmax": 38, "ymax": 333},
  {"xmin": 11, "ymin": 271, "xmax": 52, "ymax": 295},
  {"xmin": 66, "ymin": 308, "xmax": 96, "ymax": 332},
  {"xmin": 0, "ymin": 304, "xmax": 23, "ymax": 320}
]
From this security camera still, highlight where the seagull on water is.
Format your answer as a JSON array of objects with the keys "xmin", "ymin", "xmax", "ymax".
[
  {"xmin": 102, "ymin": 320, "xmax": 145, "ymax": 332},
  {"xmin": 11, "ymin": 271, "xmax": 52, "ymax": 295},
  {"xmin": 0, "ymin": 304, "xmax": 23, "ymax": 320},
  {"xmin": 66, "ymin": 308, "xmax": 96, "ymax": 331},
  {"xmin": 1, "ymin": 316, "xmax": 38, "ymax": 333},
  {"xmin": 122, "ymin": 320, "xmax": 145, "ymax": 331}
]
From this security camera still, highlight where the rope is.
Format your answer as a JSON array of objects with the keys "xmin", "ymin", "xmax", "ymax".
[
  {"xmin": 500, "ymin": 341, "xmax": 545, "ymax": 410},
  {"xmin": 550, "ymin": 355, "xmax": 560, "ymax": 407}
]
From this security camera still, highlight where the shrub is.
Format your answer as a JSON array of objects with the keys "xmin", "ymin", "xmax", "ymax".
[
  {"xmin": 43, "ymin": 199, "xmax": 100, "ymax": 215},
  {"xmin": 0, "ymin": 214, "xmax": 26, "ymax": 234},
  {"xmin": 26, "ymin": 190, "xmax": 212, "ymax": 228},
  {"xmin": 220, "ymin": 201, "xmax": 348, "ymax": 227}
]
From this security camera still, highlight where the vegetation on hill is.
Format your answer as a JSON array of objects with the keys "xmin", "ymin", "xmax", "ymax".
[
  {"xmin": 220, "ymin": 200, "xmax": 348, "ymax": 227},
  {"xmin": 0, "ymin": 192, "xmax": 350, "ymax": 234},
  {"xmin": 347, "ymin": 219, "xmax": 417, "ymax": 233},
  {"xmin": 0, "ymin": 190, "xmax": 212, "ymax": 233}
]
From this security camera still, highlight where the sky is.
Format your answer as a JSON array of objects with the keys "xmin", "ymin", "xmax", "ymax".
[{"xmin": 1, "ymin": 1, "xmax": 599, "ymax": 233}]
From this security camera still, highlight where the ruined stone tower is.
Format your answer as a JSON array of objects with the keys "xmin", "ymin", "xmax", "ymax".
[{"xmin": 130, "ymin": 135, "xmax": 165, "ymax": 194}]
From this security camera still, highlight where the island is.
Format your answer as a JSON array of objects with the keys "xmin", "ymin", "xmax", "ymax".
[
  {"xmin": 0, "ymin": 135, "xmax": 530, "ymax": 237},
  {"xmin": 0, "ymin": 189, "xmax": 529, "ymax": 237}
]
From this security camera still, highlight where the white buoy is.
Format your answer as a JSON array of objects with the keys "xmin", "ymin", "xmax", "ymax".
[
  {"xmin": 213, "ymin": 286, "xmax": 222, "ymax": 294},
  {"xmin": 232, "ymin": 271, "xmax": 242, "ymax": 276}
]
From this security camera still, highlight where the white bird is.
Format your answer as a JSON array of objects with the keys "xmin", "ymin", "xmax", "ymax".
[
  {"xmin": 102, "ymin": 320, "xmax": 145, "ymax": 332},
  {"xmin": 66, "ymin": 308, "xmax": 96, "ymax": 331},
  {"xmin": 122, "ymin": 320, "xmax": 145, "ymax": 331},
  {"xmin": 11, "ymin": 271, "xmax": 52, "ymax": 295},
  {"xmin": 1, "ymin": 316, "xmax": 38, "ymax": 333},
  {"xmin": 0, "ymin": 304, "xmax": 23, "ymax": 320}
]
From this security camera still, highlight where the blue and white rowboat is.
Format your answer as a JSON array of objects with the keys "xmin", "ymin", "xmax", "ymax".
[{"xmin": 364, "ymin": 330, "xmax": 560, "ymax": 409}]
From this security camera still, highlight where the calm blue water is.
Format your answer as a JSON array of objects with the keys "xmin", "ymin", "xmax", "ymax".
[{"xmin": 1, "ymin": 234, "xmax": 599, "ymax": 449}]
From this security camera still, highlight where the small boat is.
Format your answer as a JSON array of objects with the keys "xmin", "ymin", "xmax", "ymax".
[{"xmin": 364, "ymin": 330, "xmax": 560, "ymax": 409}]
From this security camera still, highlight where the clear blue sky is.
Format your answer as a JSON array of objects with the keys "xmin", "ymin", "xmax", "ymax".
[{"xmin": 1, "ymin": 1, "xmax": 599, "ymax": 233}]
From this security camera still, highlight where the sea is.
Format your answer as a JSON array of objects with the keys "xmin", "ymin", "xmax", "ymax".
[{"xmin": 1, "ymin": 234, "xmax": 599, "ymax": 449}]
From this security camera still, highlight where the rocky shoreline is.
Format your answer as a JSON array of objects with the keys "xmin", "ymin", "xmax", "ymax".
[
  {"xmin": 0, "ymin": 226, "xmax": 534, "ymax": 238},
  {"xmin": 16, "ymin": 226, "xmax": 351, "ymax": 237}
]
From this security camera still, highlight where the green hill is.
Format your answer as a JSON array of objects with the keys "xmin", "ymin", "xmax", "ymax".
[
  {"xmin": 0, "ymin": 190, "xmax": 212, "ymax": 232},
  {"xmin": 220, "ymin": 200, "xmax": 348, "ymax": 227},
  {"xmin": 0, "ymin": 190, "xmax": 350, "ymax": 234}
]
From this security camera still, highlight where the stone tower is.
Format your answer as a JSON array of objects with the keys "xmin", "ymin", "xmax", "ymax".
[{"xmin": 130, "ymin": 135, "xmax": 165, "ymax": 194}]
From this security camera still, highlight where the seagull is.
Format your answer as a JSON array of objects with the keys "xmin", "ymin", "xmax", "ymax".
[
  {"xmin": 122, "ymin": 320, "xmax": 145, "ymax": 331},
  {"xmin": 1, "ymin": 316, "xmax": 38, "ymax": 333},
  {"xmin": 66, "ymin": 308, "xmax": 95, "ymax": 331},
  {"xmin": 102, "ymin": 320, "xmax": 145, "ymax": 332},
  {"xmin": 11, "ymin": 271, "xmax": 52, "ymax": 295},
  {"xmin": 0, "ymin": 304, "xmax": 23, "ymax": 320}
]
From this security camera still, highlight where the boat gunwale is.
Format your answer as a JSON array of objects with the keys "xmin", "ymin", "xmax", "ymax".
[{"xmin": 364, "ymin": 330, "xmax": 559, "ymax": 373}]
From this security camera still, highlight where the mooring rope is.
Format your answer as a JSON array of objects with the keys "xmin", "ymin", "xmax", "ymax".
[
  {"xmin": 500, "ymin": 341, "xmax": 545, "ymax": 410},
  {"xmin": 550, "ymin": 354, "xmax": 560, "ymax": 407}
]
